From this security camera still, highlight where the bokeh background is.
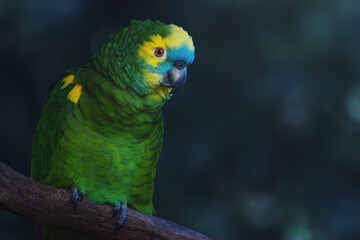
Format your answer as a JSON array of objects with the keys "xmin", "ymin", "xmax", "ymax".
[{"xmin": 1, "ymin": 0, "xmax": 360, "ymax": 239}]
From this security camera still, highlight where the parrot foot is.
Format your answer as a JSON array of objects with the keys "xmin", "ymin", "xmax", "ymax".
[
  {"xmin": 113, "ymin": 202, "xmax": 121, "ymax": 218},
  {"xmin": 114, "ymin": 202, "xmax": 127, "ymax": 231},
  {"xmin": 71, "ymin": 187, "xmax": 84, "ymax": 210}
]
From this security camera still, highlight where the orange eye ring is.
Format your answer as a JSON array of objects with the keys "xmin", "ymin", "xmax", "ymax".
[{"xmin": 154, "ymin": 48, "xmax": 165, "ymax": 57}]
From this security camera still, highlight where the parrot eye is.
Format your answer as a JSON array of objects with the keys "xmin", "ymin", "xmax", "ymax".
[{"xmin": 153, "ymin": 48, "xmax": 166, "ymax": 60}]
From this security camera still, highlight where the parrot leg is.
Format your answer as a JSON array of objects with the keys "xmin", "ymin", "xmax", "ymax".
[
  {"xmin": 71, "ymin": 187, "xmax": 84, "ymax": 210},
  {"xmin": 113, "ymin": 202, "xmax": 121, "ymax": 217},
  {"xmin": 114, "ymin": 202, "xmax": 127, "ymax": 230}
]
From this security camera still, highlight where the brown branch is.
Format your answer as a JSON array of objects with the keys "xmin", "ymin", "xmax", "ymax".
[{"xmin": 0, "ymin": 161, "xmax": 215, "ymax": 240}]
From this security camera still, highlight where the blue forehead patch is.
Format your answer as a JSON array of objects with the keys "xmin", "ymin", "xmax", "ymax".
[{"xmin": 167, "ymin": 45, "xmax": 195, "ymax": 65}]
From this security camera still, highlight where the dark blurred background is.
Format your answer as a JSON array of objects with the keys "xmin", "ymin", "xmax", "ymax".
[{"xmin": 1, "ymin": 0, "xmax": 360, "ymax": 239}]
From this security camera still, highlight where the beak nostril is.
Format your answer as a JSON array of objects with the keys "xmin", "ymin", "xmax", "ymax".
[
  {"xmin": 162, "ymin": 60, "xmax": 187, "ymax": 92},
  {"xmin": 174, "ymin": 60, "xmax": 186, "ymax": 70}
]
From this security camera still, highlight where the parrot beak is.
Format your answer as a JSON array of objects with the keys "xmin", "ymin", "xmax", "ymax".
[{"xmin": 161, "ymin": 60, "xmax": 187, "ymax": 93}]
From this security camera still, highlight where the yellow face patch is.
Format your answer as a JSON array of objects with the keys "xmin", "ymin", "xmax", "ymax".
[
  {"xmin": 145, "ymin": 72, "xmax": 162, "ymax": 86},
  {"xmin": 147, "ymin": 85, "xmax": 172, "ymax": 101},
  {"xmin": 138, "ymin": 24, "xmax": 194, "ymax": 68},
  {"xmin": 143, "ymin": 72, "xmax": 171, "ymax": 100},
  {"xmin": 165, "ymin": 24, "xmax": 194, "ymax": 51}
]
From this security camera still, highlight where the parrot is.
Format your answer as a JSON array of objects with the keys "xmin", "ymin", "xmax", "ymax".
[{"xmin": 30, "ymin": 19, "xmax": 195, "ymax": 240}]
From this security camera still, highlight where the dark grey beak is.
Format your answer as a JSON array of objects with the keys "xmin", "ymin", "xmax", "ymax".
[{"xmin": 161, "ymin": 60, "xmax": 187, "ymax": 93}]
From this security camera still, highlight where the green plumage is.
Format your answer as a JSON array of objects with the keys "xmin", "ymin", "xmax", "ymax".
[
  {"xmin": 32, "ymin": 67, "xmax": 164, "ymax": 212},
  {"xmin": 31, "ymin": 19, "xmax": 194, "ymax": 239}
]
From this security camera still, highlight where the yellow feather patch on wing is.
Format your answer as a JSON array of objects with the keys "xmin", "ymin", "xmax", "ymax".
[
  {"xmin": 61, "ymin": 74, "xmax": 75, "ymax": 89},
  {"xmin": 67, "ymin": 84, "xmax": 82, "ymax": 103}
]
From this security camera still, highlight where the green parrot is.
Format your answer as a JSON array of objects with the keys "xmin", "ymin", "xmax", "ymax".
[{"xmin": 31, "ymin": 19, "xmax": 195, "ymax": 239}]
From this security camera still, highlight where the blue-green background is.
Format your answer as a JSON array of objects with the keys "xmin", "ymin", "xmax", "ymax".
[{"xmin": 1, "ymin": 0, "xmax": 360, "ymax": 239}]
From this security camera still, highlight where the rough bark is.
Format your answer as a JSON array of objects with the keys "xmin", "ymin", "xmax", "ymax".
[{"xmin": 0, "ymin": 161, "xmax": 215, "ymax": 240}]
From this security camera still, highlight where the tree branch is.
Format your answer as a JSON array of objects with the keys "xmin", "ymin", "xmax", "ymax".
[{"xmin": 0, "ymin": 161, "xmax": 215, "ymax": 240}]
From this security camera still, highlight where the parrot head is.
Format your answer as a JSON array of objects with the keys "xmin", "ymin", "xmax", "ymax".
[{"xmin": 90, "ymin": 19, "xmax": 195, "ymax": 100}]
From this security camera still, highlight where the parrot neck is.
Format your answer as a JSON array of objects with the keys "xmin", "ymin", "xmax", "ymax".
[
  {"xmin": 77, "ymin": 67, "xmax": 165, "ymax": 135},
  {"xmin": 88, "ymin": 47, "xmax": 155, "ymax": 96}
]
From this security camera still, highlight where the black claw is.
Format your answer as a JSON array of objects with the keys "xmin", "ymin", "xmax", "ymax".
[
  {"xmin": 115, "ymin": 203, "xmax": 127, "ymax": 230},
  {"xmin": 79, "ymin": 192, "xmax": 84, "ymax": 202},
  {"xmin": 72, "ymin": 187, "xmax": 79, "ymax": 210},
  {"xmin": 113, "ymin": 202, "xmax": 121, "ymax": 218}
]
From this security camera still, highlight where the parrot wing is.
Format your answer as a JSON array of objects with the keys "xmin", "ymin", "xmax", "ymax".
[{"xmin": 31, "ymin": 71, "xmax": 78, "ymax": 181}]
